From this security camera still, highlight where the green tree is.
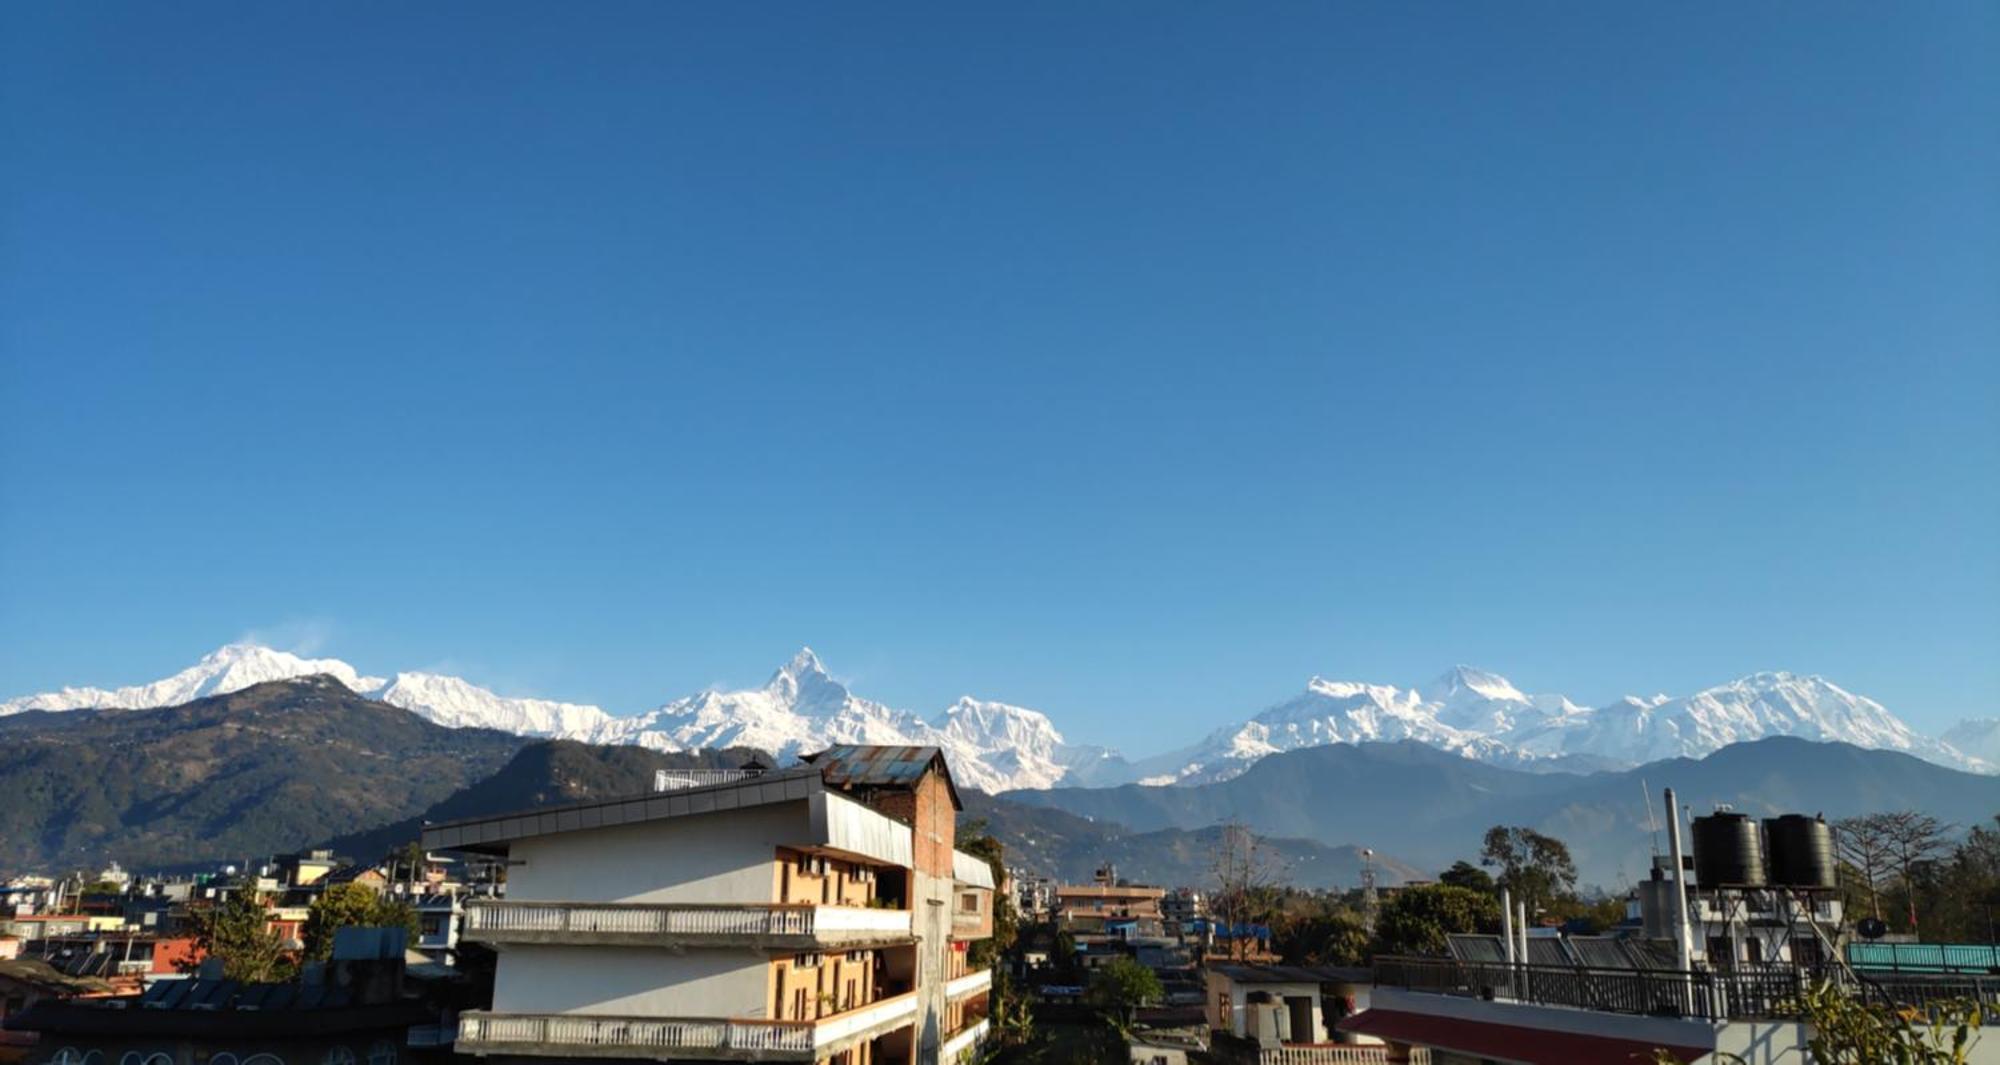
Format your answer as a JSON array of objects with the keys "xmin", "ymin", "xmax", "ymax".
[
  {"xmin": 1792, "ymin": 982, "xmax": 1981, "ymax": 1064},
  {"xmin": 1371, "ymin": 884, "xmax": 1500, "ymax": 957},
  {"xmin": 1438, "ymin": 861, "xmax": 1495, "ymax": 894},
  {"xmin": 1088, "ymin": 956, "xmax": 1163, "ymax": 1036},
  {"xmin": 987, "ymin": 968, "xmax": 1036, "ymax": 1050},
  {"xmin": 1479, "ymin": 826, "xmax": 1578, "ymax": 917},
  {"xmin": 302, "ymin": 883, "xmax": 419, "ymax": 961},
  {"xmin": 185, "ymin": 888, "xmax": 292, "ymax": 982},
  {"xmin": 1273, "ymin": 910, "xmax": 1371, "ymax": 967}
]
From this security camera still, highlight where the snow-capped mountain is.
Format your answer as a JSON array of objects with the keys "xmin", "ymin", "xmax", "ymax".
[
  {"xmin": 1144, "ymin": 667, "xmax": 1988, "ymax": 784},
  {"xmin": 591, "ymin": 649, "xmax": 927, "ymax": 759},
  {"xmin": 0, "ymin": 643, "xmax": 388, "ymax": 716},
  {"xmin": 588, "ymin": 649, "xmax": 1115, "ymax": 793},
  {"xmin": 3, "ymin": 643, "xmax": 1985, "ymax": 789},
  {"xmin": 1942, "ymin": 719, "xmax": 2000, "ymax": 766},
  {"xmin": 372, "ymin": 671, "xmax": 611, "ymax": 736},
  {"xmin": 0, "ymin": 642, "xmax": 611, "ymax": 739}
]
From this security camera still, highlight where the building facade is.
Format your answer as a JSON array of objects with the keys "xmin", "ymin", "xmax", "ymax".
[{"xmin": 422, "ymin": 747, "xmax": 994, "ymax": 1065}]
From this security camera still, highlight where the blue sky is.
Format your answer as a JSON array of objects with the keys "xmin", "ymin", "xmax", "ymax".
[{"xmin": 2, "ymin": 3, "xmax": 1994, "ymax": 750}]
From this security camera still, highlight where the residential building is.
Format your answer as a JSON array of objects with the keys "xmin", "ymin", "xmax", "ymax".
[
  {"xmin": 4, "ymin": 928, "xmax": 463, "ymax": 1065},
  {"xmin": 1160, "ymin": 888, "xmax": 1203, "ymax": 929},
  {"xmin": 420, "ymin": 745, "xmax": 996, "ymax": 1065},
  {"xmin": 1205, "ymin": 964, "xmax": 1389, "ymax": 1064},
  {"xmin": 1055, "ymin": 876, "xmax": 1165, "ymax": 923}
]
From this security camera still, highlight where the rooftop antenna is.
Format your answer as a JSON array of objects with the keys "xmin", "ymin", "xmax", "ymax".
[
  {"xmin": 1642, "ymin": 777, "xmax": 1661, "ymax": 858},
  {"xmin": 1360, "ymin": 848, "xmax": 1380, "ymax": 933}
]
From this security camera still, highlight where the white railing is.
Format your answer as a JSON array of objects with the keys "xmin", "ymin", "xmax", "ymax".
[
  {"xmin": 814, "ymin": 906, "xmax": 918, "ymax": 934},
  {"xmin": 459, "ymin": 994, "xmax": 919, "ymax": 1057},
  {"xmin": 942, "ymin": 1018, "xmax": 990, "ymax": 1063},
  {"xmin": 1248, "ymin": 1047, "xmax": 1427, "ymax": 1065},
  {"xmin": 460, "ymin": 1013, "xmax": 806, "ymax": 1053},
  {"xmin": 654, "ymin": 768, "xmax": 760, "ymax": 792},
  {"xmin": 945, "ymin": 967, "xmax": 993, "ymax": 1000},
  {"xmin": 807, "ymin": 992, "xmax": 919, "ymax": 1048},
  {"xmin": 464, "ymin": 901, "xmax": 910, "ymax": 940}
]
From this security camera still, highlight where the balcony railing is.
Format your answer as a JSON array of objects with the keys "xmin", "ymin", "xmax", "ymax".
[
  {"xmin": 945, "ymin": 967, "xmax": 992, "ymax": 1001},
  {"xmin": 1217, "ymin": 1046, "xmax": 1428, "ymax": 1065},
  {"xmin": 940, "ymin": 1017, "xmax": 990, "ymax": 1063},
  {"xmin": 457, "ymin": 992, "xmax": 919, "ymax": 1059},
  {"xmin": 464, "ymin": 900, "xmax": 912, "ymax": 946}
]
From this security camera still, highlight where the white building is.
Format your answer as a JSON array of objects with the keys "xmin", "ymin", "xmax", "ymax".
[{"xmin": 422, "ymin": 747, "xmax": 996, "ymax": 1065}]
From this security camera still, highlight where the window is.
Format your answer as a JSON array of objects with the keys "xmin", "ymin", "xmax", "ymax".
[
  {"xmin": 959, "ymin": 893, "xmax": 980, "ymax": 913},
  {"xmin": 322, "ymin": 1050, "xmax": 355, "ymax": 1065},
  {"xmin": 793, "ymin": 952, "xmax": 822, "ymax": 968},
  {"xmin": 366, "ymin": 1041, "xmax": 397, "ymax": 1065}
]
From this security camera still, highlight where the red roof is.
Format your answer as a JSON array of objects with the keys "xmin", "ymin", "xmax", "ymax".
[{"xmin": 1337, "ymin": 1008, "xmax": 1710, "ymax": 1065}]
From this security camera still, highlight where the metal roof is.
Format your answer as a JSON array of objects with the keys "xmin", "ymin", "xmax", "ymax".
[
  {"xmin": 419, "ymin": 766, "xmax": 823, "ymax": 853},
  {"xmin": 803, "ymin": 745, "xmax": 963, "ymax": 810},
  {"xmin": 953, "ymin": 848, "xmax": 997, "ymax": 890}
]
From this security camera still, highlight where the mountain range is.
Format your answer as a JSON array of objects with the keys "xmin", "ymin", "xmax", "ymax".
[
  {"xmin": 6, "ymin": 676, "xmax": 1996, "ymax": 891},
  {"xmin": 1006, "ymin": 737, "xmax": 2000, "ymax": 886},
  {"xmin": 3, "ymin": 643, "xmax": 1989, "ymax": 791}
]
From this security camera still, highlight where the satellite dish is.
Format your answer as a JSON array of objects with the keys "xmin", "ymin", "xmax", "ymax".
[{"xmin": 1858, "ymin": 917, "xmax": 1889, "ymax": 940}]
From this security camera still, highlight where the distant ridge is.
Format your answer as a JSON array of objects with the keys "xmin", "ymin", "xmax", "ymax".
[
  {"xmin": 1006, "ymin": 736, "xmax": 2000, "ymax": 885},
  {"xmin": 4, "ymin": 643, "xmax": 1989, "ymax": 792}
]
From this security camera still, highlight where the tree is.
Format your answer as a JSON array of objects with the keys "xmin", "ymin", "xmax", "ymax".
[
  {"xmin": 185, "ymin": 888, "xmax": 291, "ymax": 982},
  {"xmin": 1438, "ymin": 861, "xmax": 1495, "ymax": 895},
  {"xmin": 1879, "ymin": 812, "xmax": 1953, "ymax": 937},
  {"xmin": 1790, "ymin": 981, "xmax": 1983, "ymax": 1064},
  {"xmin": 987, "ymin": 969, "xmax": 1035, "ymax": 1050},
  {"xmin": 1088, "ymin": 956, "xmax": 1163, "ymax": 1036},
  {"xmin": 1371, "ymin": 884, "xmax": 1500, "ymax": 957},
  {"xmin": 1836, "ymin": 814, "xmax": 1895, "ymax": 921},
  {"xmin": 1479, "ymin": 826, "xmax": 1578, "ymax": 917},
  {"xmin": 1272, "ymin": 910, "xmax": 1371, "ymax": 967},
  {"xmin": 302, "ymin": 883, "xmax": 419, "ymax": 962},
  {"xmin": 1210, "ymin": 820, "xmax": 1285, "ymax": 960}
]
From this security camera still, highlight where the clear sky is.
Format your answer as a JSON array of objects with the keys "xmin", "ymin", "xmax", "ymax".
[{"xmin": 2, "ymin": 3, "xmax": 1994, "ymax": 751}]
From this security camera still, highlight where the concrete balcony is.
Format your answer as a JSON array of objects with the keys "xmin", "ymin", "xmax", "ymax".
[
  {"xmin": 940, "ymin": 1018, "xmax": 990, "ymax": 1064},
  {"xmin": 456, "ymin": 991, "xmax": 920, "ymax": 1061},
  {"xmin": 464, "ymin": 900, "xmax": 914, "ymax": 950},
  {"xmin": 945, "ymin": 966, "xmax": 992, "ymax": 1001}
]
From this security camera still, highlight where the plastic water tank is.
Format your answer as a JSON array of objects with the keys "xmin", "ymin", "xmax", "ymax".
[
  {"xmin": 1691, "ymin": 810, "xmax": 1767, "ymax": 886},
  {"xmin": 1764, "ymin": 814, "xmax": 1837, "ymax": 889}
]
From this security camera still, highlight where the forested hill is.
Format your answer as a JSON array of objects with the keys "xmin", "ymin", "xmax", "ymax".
[{"xmin": 0, "ymin": 677, "xmax": 526, "ymax": 872}]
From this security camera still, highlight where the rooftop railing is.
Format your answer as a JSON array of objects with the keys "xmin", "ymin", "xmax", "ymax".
[
  {"xmin": 652, "ymin": 768, "xmax": 763, "ymax": 792},
  {"xmin": 1375, "ymin": 955, "xmax": 2000, "ymax": 1023}
]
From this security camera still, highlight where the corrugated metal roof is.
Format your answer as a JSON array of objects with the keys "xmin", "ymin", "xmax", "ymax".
[
  {"xmin": 803, "ymin": 745, "xmax": 963, "ymax": 810},
  {"xmin": 953, "ymin": 849, "xmax": 996, "ymax": 889},
  {"xmin": 419, "ymin": 766, "xmax": 823, "ymax": 853}
]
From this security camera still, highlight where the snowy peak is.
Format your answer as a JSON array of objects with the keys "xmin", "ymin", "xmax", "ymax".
[
  {"xmin": 0, "ymin": 642, "xmax": 608, "ymax": 740},
  {"xmin": 373, "ymin": 671, "xmax": 611, "ymax": 736},
  {"xmin": 1144, "ymin": 665, "xmax": 1989, "ymax": 785},
  {"xmin": 2, "ymin": 645, "xmax": 1985, "ymax": 791},
  {"xmin": 1424, "ymin": 665, "xmax": 1528, "ymax": 706},
  {"xmin": 0, "ymin": 642, "xmax": 384, "ymax": 716}
]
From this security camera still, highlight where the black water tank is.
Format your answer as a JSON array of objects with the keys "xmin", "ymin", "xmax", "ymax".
[
  {"xmin": 1691, "ymin": 810, "xmax": 1767, "ymax": 886},
  {"xmin": 1765, "ymin": 814, "xmax": 1837, "ymax": 889}
]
